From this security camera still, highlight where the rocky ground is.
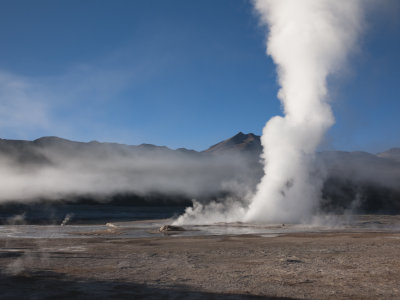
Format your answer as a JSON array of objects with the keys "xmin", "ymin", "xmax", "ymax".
[{"xmin": 1, "ymin": 230, "xmax": 400, "ymax": 299}]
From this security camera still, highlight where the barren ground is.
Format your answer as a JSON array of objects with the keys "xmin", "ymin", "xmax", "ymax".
[{"xmin": 1, "ymin": 231, "xmax": 400, "ymax": 299}]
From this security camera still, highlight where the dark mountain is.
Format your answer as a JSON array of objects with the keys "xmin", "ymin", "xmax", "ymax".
[
  {"xmin": 204, "ymin": 132, "xmax": 262, "ymax": 154},
  {"xmin": 0, "ymin": 132, "xmax": 261, "ymax": 165}
]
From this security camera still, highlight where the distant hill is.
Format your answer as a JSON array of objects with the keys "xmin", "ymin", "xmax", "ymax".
[
  {"xmin": 0, "ymin": 136, "xmax": 195, "ymax": 166},
  {"xmin": 0, "ymin": 132, "xmax": 262, "ymax": 164},
  {"xmin": 377, "ymin": 148, "xmax": 400, "ymax": 163}
]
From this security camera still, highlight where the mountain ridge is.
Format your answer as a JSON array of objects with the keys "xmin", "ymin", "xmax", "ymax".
[{"xmin": 1, "ymin": 133, "xmax": 398, "ymax": 158}]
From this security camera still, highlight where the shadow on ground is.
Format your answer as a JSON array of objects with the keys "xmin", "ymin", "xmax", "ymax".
[{"xmin": 0, "ymin": 270, "xmax": 295, "ymax": 300}]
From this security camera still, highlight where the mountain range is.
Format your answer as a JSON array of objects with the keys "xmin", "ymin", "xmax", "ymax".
[
  {"xmin": 1, "ymin": 131, "xmax": 398, "ymax": 163},
  {"xmin": 0, "ymin": 132, "xmax": 399, "ymax": 215}
]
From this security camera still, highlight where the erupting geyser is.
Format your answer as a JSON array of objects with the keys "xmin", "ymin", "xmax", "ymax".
[
  {"xmin": 245, "ymin": 0, "xmax": 365, "ymax": 223},
  {"xmin": 173, "ymin": 0, "xmax": 366, "ymax": 226}
]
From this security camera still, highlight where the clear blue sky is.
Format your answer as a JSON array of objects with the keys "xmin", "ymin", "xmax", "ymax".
[{"xmin": 0, "ymin": 0, "xmax": 399, "ymax": 152}]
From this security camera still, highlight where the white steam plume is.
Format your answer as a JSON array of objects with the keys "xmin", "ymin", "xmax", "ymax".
[{"xmin": 245, "ymin": 0, "xmax": 364, "ymax": 223}]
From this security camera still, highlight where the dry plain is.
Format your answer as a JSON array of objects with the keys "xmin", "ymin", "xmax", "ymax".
[{"xmin": 1, "ymin": 222, "xmax": 400, "ymax": 299}]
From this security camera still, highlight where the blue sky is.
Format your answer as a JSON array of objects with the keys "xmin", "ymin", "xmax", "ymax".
[{"xmin": 0, "ymin": 0, "xmax": 399, "ymax": 152}]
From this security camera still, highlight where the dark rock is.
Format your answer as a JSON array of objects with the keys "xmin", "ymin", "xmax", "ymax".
[{"xmin": 159, "ymin": 225, "xmax": 185, "ymax": 232}]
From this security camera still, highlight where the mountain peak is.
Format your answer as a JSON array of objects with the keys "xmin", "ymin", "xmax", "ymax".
[
  {"xmin": 204, "ymin": 132, "xmax": 261, "ymax": 154},
  {"xmin": 33, "ymin": 136, "xmax": 73, "ymax": 146}
]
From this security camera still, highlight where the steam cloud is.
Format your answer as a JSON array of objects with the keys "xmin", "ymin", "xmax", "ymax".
[{"xmin": 245, "ymin": 0, "xmax": 365, "ymax": 223}]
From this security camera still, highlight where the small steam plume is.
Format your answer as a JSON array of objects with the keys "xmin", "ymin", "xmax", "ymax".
[
  {"xmin": 6, "ymin": 213, "xmax": 26, "ymax": 225},
  {"xmin": 245, "ymin": 0, "xmax": 365, "ymax": 223},
  {"xmin": 60, "ymin": 213, "xmax": 73, "ymax": 226}
]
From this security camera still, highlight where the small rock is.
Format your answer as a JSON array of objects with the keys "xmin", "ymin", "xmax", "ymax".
[
  {"xmin": 159, "ymin": 225, "xmax": 185, "ymax": 232},
  {"xmin": 286, "ymin": 258, "xmax": 303, "ymax": 264}
]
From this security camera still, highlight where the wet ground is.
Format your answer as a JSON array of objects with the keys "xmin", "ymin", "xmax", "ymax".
[{"xmin": 2, "ymin": 214, "xmax": 400, "ymax": 239}]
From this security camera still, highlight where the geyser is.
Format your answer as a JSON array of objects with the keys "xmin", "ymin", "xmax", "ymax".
[{"xmin": 245, "ymin": 0, "xmax": 364, "ymax": 223}]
